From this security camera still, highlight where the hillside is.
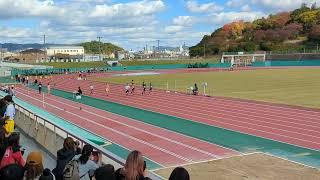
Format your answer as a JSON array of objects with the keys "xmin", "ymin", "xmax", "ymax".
[
  {"xmin": 190, "ymin": 3, "xmax": 320, "ymax": 57},
  {"xmin": 79, "ymin": 41, "xmax": 123, "ymax": 55}
]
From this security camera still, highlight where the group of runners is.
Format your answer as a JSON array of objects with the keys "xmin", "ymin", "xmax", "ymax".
[{"xmin": 125, "ymin": 80, "xmax": 152, "ymax": 95}]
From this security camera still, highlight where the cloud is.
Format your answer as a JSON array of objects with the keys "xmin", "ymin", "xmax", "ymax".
[
  {"xmin": 252, "ymin": 0, "xmax": 320, "ymax": 12},
  {"xmin": 172, "ymin": 16, "xmax": 194, "ymax": 26},
  {"xmin": 226, "ymin": 0, "xmax": 246, "ymax": 8},
  {"xmin": 89, "ymin": 0, "xmax": 165, "ymax": 18},
  {"xmin": 186, "ymin": 0, "xmax": 223, "ymax": 13},
  {"xmin": 0, "ymin": 0, "xmax": 64, "ymax": 19},
  {"xmin": 164, "ymin": 25, "xmax": 185, "ymax": 33},
  {"xmin": 241, "ymin": 4, "xmax": 251, "ymax": 12}
]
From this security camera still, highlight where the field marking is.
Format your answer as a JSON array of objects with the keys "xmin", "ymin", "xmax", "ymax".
[
  {"xmin": 151, "ymin": 152, "xmax": 262, "ymax": 172},
  {"xmin": 16, "ymin": 90, "xmax": 194, "ymax": 163}
]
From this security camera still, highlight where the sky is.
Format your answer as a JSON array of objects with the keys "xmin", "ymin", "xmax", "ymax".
[{"xmin": 0, "ymin": 0, "xmax": 319, "ymax": 50}]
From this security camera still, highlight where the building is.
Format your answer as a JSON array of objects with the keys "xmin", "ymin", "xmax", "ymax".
[
  {"xmin": 17, "ymin": 49, "xmax": 46, "ymax": 63},
  {"xmin": 46, "ymin": 46, "xmax": 85, "ymax": 62}
]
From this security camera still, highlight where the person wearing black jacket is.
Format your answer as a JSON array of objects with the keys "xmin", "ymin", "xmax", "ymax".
[{"xmin": 52, "ymin": 137, "xmax": 81, "ymax": 180}]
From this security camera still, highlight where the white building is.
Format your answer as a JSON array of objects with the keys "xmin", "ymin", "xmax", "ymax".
[{"xmin": 46, "ymin": 46, "xmax": 85, "ymax": 62}]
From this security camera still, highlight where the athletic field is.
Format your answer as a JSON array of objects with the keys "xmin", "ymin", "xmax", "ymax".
[
  {"xmin": 12, "ymin": 66, "xmax": 320, "ymax": 179},
  {"xmin": 94, "ymin": 67, "xmax": 320, "ymax": 109}
]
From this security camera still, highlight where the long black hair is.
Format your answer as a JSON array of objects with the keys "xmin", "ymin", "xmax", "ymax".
[
  {"xmin": 169, "ymin": 167, "xmax": 190, "ymax": 180},
  {"xmin": 79, "ymin": 144, "xmax": 93, "ymax": 164},
  {"xmin": 8, "ymin": 132, "xmax": 20, "ymax": 146}
]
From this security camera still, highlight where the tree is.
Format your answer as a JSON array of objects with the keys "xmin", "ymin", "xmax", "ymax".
[
  {"xmin": 311, "ymin": 2, "xmax": 317, "ymax": 10},
  {"xmin": 298, "ymin": 10, "xmax": 318, "ymax": 30},
  {"xmin": 309, "ymin": 25, "xmax": 320, "ymax": 41},
  {"xmin": 222, "ymin": 21, "xmax": 245, "ymax": 38}
]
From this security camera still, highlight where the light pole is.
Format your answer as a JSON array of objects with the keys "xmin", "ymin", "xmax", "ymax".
[{"xmin": 97, "ymin": 36, "xmax": 103, "ymax": 61}]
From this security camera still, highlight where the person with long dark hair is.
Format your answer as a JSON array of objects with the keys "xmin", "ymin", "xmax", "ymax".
[
  {"xmin": 52, "ymin": 137, "xmax": 80, "ymax": 180},
  {"xmin": 169, "ymin": 167, "xmax": 190, "ymax": 180},
  {"xmin": 74, "ymin": 144, "xmax": 100, "ymax": 180},
  {"xmin": 0, "ymin": 132, "xmax": 25, "ymax": 169}
]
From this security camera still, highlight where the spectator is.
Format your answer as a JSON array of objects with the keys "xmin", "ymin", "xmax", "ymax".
[
  {"xmin": 0, "ymin": 127, "xmax": 8, "ymax": 161},
  {"xmin": 0, "ymin": 132, "xmax": 25, "ymax": 169},
  {"xmin": 115, "ymin": 150, "xmax": 149, "ymax": 180},
  {"xmin": 24, "ymin": 151, "xmax": 44, "ymax": 180},
  {"xmin": 0, "ymin": 164, "xmax": 25, "ymax": 180},
  {"xmin": 2, "ymin": 95, "xmax": 15, "ymax": 135},
  {"xmin": 168, "ymin": 167, "xmax": 190, "ymax": 180},
  {"xmin": 93, "ymin": 164, "xmax": 115, "ymax": 180},
  {"xmin": 74, "ymin": 144, "xmax": 100, "ymax": 180},
  {"xmin": 39, "ymin": 168, "xmax": 56, "ymax": 180},
  {"xmin": 8, "ymin": 86, "xmax": 15, "ymax": 97},
  {"xmin": 0, "ymin": 98, "xmax": 7, "ymax": 119},
  {"xmin": 52, "ymin": 137, "xmax": 80, "ymax": 180}
]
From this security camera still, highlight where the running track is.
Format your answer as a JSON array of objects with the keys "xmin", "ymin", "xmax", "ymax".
[
  {"xmin": 16, "ymin": 86, "xmax": 238, "ymax": 167},
  {"xmin": 40, "ymin": 73, "xmax": 320, "ymax": 151}
]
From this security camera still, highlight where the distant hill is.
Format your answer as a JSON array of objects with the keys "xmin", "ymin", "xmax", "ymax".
[
  {"xmin": 190, "ymin": 3, "xmax": 320, "ymax": 57},
  {"xmin": 1, "ymin": 41, "xmax": 124, "ymax": 54},
  {"xmin": 79, "ymin": 41, "xmax": 123, "ymax": 55}
]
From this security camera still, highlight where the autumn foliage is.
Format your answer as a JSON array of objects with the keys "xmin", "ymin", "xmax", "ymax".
[{"xmin": 190, "ymin": 3, "xmax": 320, "ymax": 57}]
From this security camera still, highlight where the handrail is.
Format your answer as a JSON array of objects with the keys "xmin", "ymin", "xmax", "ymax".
[{"xmin": 0, "ymin": 92, "xmax": 163, "ymax": 180}]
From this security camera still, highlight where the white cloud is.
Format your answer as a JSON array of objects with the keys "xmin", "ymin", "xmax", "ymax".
[
  {"xmin": 0, "ymin": 0, "xmax": 64, "ymax": 19},
  {"xmin": 241, "ymin": 4, "xmax": 251, "ymax": 12},
  {"xmin": 164, "ymin": 25, "xmax": 184, "ymax": 33},
  {"xmin": 89, "ymin": 0, "xmax": 165, "ymax": 18},
  {"xmin": 226, "ymin": 0, "xmax": 246, "ymax": 8},
  {"xmin": 252, "ymin": 0, "xmax": 320, "ymax": 12},
  {"xmin": 186, "ymin": 0, "xmax": 223, "ymax": 13},
  {"xmin": 172, "ymin": 16, "xmax": 194, "ymax": 26}
]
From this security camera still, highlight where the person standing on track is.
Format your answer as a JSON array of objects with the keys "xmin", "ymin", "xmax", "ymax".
[
  {"xmin": 90, "ymin": 84, "xmax": 94, "ymax": 95},
  {"xmin": 47, "ymin": 83, "xmax": 51, "ymax": 95},
  {"xmin": 142, "ymin": 82, "xmax": 146, "ymax": 95},
  {"xmin": 131, "ymin": 80, "xmax": 135, "ymax": 94},
  {"xmin": 105, "ymin": 83, "xmax": 110, "ymax": 96},
  {"xmin": 125, "ymin": 83, "xmax": 130, "ymax": 95},
  {"xmin": 38, "ymin": 82, "xmax": 42, "ymax": 94},
  {"xmin": 149, "ymin": 82, "xmax": 153, "ymax": 94}
]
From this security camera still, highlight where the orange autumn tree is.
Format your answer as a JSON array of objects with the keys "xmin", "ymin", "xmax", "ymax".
[{"xmin": 222, "ymin": 21, "xmax": 245, "ymax": 39}]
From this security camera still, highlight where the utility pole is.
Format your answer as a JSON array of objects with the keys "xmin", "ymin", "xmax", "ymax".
[
  {"xmin": 97, "ymin": 36, "xmax": 103, "ymax": 61},
  {"xmin": 43, "ymin": 34, "xmax": 47, "ymax": 62}
]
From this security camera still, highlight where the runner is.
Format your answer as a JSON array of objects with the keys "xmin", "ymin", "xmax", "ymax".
[
  {"xmin": 142, "ymin": 82, "xmax": 146, "ymax": 95},
  {"xmin": 131, "ymin": 80, "xmax": 135, "ymax": 94},
  {"xmin": 149, "ymin": 82, "xmax": 153, "ymax": 94},
  {"xmin": 26, "ymin": 76, "xmax": 29, "ymax": 86},
  {"xmin": 90, "ymin": 84, "xmax": 94, "ymax": 94},
  {"xmin": 125, "ymin": 83, "xmax": 130, "ymax": 95},
  {"xmin": 76, "ymin": 86, "xmax": 83, "ymax": 96},
  {"xmin": 38, "ymin": 82, "xmax": 42, "ymax": 94},
  {"xmin": 105, "ymin": 83, "xmax": 110, "ymax": 96},
  {"xmin": 47, "ymin": 83, "xmax": 51, "ymax": 95}
]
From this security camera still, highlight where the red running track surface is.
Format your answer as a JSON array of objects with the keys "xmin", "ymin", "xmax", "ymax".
[
  {"xmin": 16, "ymin": 87, "xmax": 238, "ymax": 167},
  {"xmin": 40, "ymin": 74, "xmax": 320, "ymax": 151}
]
